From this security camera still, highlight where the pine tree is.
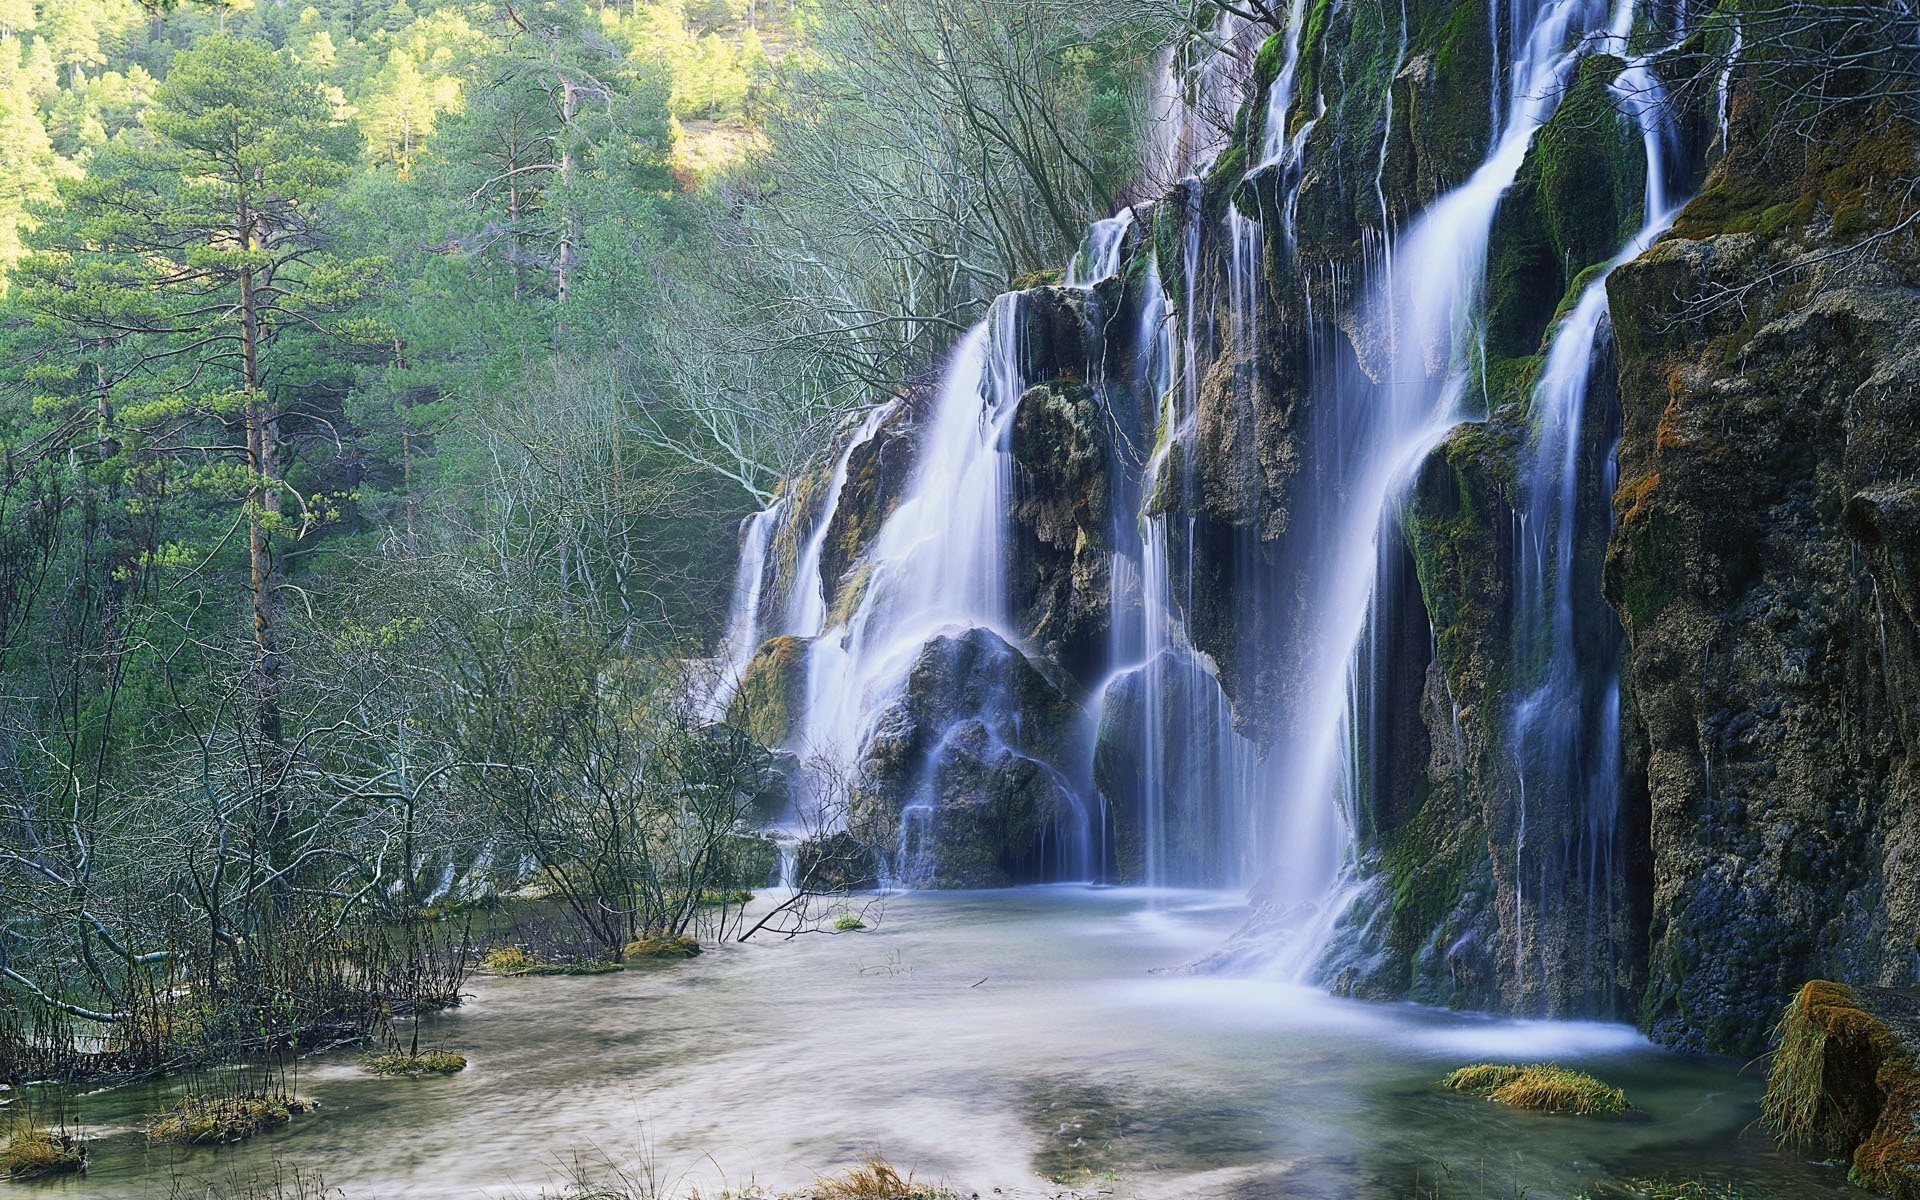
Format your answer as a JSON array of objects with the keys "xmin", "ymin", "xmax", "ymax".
[{"xmin": 20, "ymin": 35, "xmax": 380, "ymax": 752}]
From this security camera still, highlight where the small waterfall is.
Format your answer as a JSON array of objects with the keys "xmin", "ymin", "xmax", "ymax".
[
  {"xmin": 1505, "ymin": 4, "xmax": 1687, "ymax": 1010},
  {"xmin": 1255, "ymin": 0, "xmax": 1310, "ymax": 167},
  {"xmin": 785, "ymin": 404, "xmax": 896, "ymax": 637},
  {"xmin": 704, "ymin": 502, "xmax": 783, "ymax": 717},
  {"xmin": 1067, "ymin": 211, "xmax": 1134, "ymax": 286}
]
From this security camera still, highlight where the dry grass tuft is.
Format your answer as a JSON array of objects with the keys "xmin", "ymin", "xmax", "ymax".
[
  {"xmin": 149, "ymin": 1093, "xmax": 318, "ymax": 1144},
  {"xmin": 1442, "ymin": 1062, "xmax": 1630, "ymax": 1115},
  {"xmin": 361, "ymin": 1048, "xmax": 468, "ymax": 1076},
  {"xmin": 807, "ymin": 1155, "xmax": 956, "ymax": 1200},
  {"xmin": 1762, "ymin": 979, "xmax": 1845, "ymax": 1151},
  {"xmin": 1, "ymin": 1122, "xmax": 86, "ymax": 1179}
]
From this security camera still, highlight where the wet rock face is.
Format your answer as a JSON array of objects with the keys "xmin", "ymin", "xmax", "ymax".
[
  {"xmin": 1011, "ymin": 382, "xmax": 1112, "ymax": 683},
  {"xmin": 851, "ymin": 627, "xmax": 1090, "ymax": 888},
  {"xmin": 1605, "ymin": 135, "xmax": 1920, "ymax": 1051},
  {"xmin": 821, "ymin": 400, "xmax": 918, "ymax": 621},
  {"xmin": 1093, "ymin": 649, "xmax": 1246, "ymax": 886}
]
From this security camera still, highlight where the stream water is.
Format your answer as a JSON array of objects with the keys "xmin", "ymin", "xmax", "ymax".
[{"xmin": 20, "ymin": 890, "xmax": 1851, "ymax": 1200}]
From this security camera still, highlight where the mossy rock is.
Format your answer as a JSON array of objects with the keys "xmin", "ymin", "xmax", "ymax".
[
  {"xmin": 1442, "ymin": 1062, "xmax": 1630, "ymax": 1115},
  {"xmin": 1764, "ymin": 982, "xmax": 1920, "ymax": 1198},
  {"xmin": 727, "ymin": 634, "xmax": 812, "ymax": 747},
  {"xmin": 1483, "ymin": 53, "xmax": 1644, "ymax": 363},
  {"xmin": 361, "ymin": 1049, "xmax": 468, "ymax": 1076},
  {"xmin": 623, "ymin": 933, "xmax": 701, "ymax": 960},
  {"xmin": 852, "ymin": 627, "xmax": 1088, "ymax": 887},
  {"xmin": 819, "ymin": 402, "xmax": 918, "ymax": 616},
  {"xmin": 1010, "ymin": 382, "xmax": 1112, "ymax": 680}
]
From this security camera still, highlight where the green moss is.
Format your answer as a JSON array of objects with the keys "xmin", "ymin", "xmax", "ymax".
[
  {"xmin": 149, "ymin": 1094, "xmax": 318, "ymax": 1145},
  {"xmin": 623, "ymin": 932, "xmax": 701, "ymax": 959},
  {"xmin": 1253, "ymin": 30, "xmax": 1290, "ymax": 89},
  {"xmin": 1289, "ymin": 0, "xmax": 1337, "ymax": 140},
  {"xmin": 1484, "ymin": 52, "xmax": 1643, "ymax": 362},
  {"xmin": 361, "ymin": 1049, "xmax": 468, "ymax": 1076}
]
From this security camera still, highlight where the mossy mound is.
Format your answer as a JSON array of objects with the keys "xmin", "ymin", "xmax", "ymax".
[
  {"xmin": 1442, "ymin": 1062, "xmax": 1630, "ymax": 1115},
  {"xmin": 1764, "ymin": 981, "xmax": 1920, "ymax": 1199},
  {"xmin": 480, "ymin": 945, "xmax": 623, "ymax": 976},
  {"xmin": 833, "ymin": 915, "xmax": 867, "ymax": 932},
  {"xmin": 361, "ymin": 1049, "xmax": 468, "ymax": 1076},
  {"xmin": 623, "ymin": 933, "xmax": 701, "ymax": 959},
  {"xmin": 149, "ymin": 1094, "xmax": 318, "ymax": 1145},
  {"xmin": 1, "ymin": 1126, "xmax": 86, "ymax": 1178}
]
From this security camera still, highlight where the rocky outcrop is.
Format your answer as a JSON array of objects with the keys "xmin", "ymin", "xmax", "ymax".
[
  {"xmin": 1011, "ymin": 382, "xmax": 1112, "ymax": 682},
  {"xmin": 1766, "ymin": 981, "xmax": 1920, "ymax": 1197},
  {"xmin": 1595, "ymin": 42, "xmax": 1920, "ymax": 1043},
  {"xmin": 821, "ymin": 399, "xmax": 918, "ymax": 622},
  {"xmin": 851, "ymin": 627, "xmax": 1091, "ymax": 888}
]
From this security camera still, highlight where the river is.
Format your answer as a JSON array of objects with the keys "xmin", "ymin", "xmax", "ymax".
[{"xmin": 15, "ymin": 889, "xmax": 1851, "ymax": 1199}]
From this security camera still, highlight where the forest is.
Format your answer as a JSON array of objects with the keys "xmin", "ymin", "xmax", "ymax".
[{"xmin": 1, "ymin": 0, "xmax": 1918, "ymax": 1197}]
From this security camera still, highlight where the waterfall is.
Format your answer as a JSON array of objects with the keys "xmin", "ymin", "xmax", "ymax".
[
  {"xmin": 705, "ymin": 0, "xmax": 1682, "ymax": 948},
  {"xmin": 1067, "ymin": 211, "xmax": 1134, "ymax": 287},
  {"xmin": 1505, "ymin": 5, "xmax": 1688, "ymax": 1009},
  {"xmin": 785, "ymin": 405, "xmax": 897, "ymax": 638},
  {"xmin": 1255, "ymin": 0, "xmax": 1310, "ymax": 167},
  {"xmin": 704, "ymin": 502, "xmax": 782, "ymax": 717}
]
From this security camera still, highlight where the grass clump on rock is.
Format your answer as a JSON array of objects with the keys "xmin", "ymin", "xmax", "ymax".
[
  {"xmin": 361, "ymin": 1048, "xmax": 468, "ymax": 1076},
  {"xmin": 1442, "ymin": 1062, "xmax": 1630, "ymax": 1115},
  {"xmin": 149, "ymin": 1093, "xmax": 317, "ymax": 1145},
  {"xmin": 1763, "ymin": 980, "xmax": 1920, "ymax": 1199},
  {"xmin": 623, "ymin": 933, "xmax": 700, "ymax": 960},
  {"xmin": 1, "ymin": 1121, "xmax": 86, "ymax": 1179},
  {"xmin": 833, "ymin": 914, "xmax": 867, "ymax": 932}
]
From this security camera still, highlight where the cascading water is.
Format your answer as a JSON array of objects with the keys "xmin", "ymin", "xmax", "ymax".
[
  {"xmin": 1506, "ymin": 4, "xmax": 1688, "ymax": 1010},
  {"xmin": 706, "ymin": 0, "xmax": 1684, "ymax": 1001},
  {"xmin": 704, "ymin": 503, "xmax": 782, "ymax": 717}
]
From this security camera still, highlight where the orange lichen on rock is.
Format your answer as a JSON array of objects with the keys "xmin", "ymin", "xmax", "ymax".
[{"xmin": 1764, "ymin": 980, "xmax": 1920, "ymax": 1199}]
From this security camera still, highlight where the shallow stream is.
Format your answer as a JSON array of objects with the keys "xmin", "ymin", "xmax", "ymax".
[{"xmin": 13, "ymin": 889, "xmax": 1854, "ymax": 1199}]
